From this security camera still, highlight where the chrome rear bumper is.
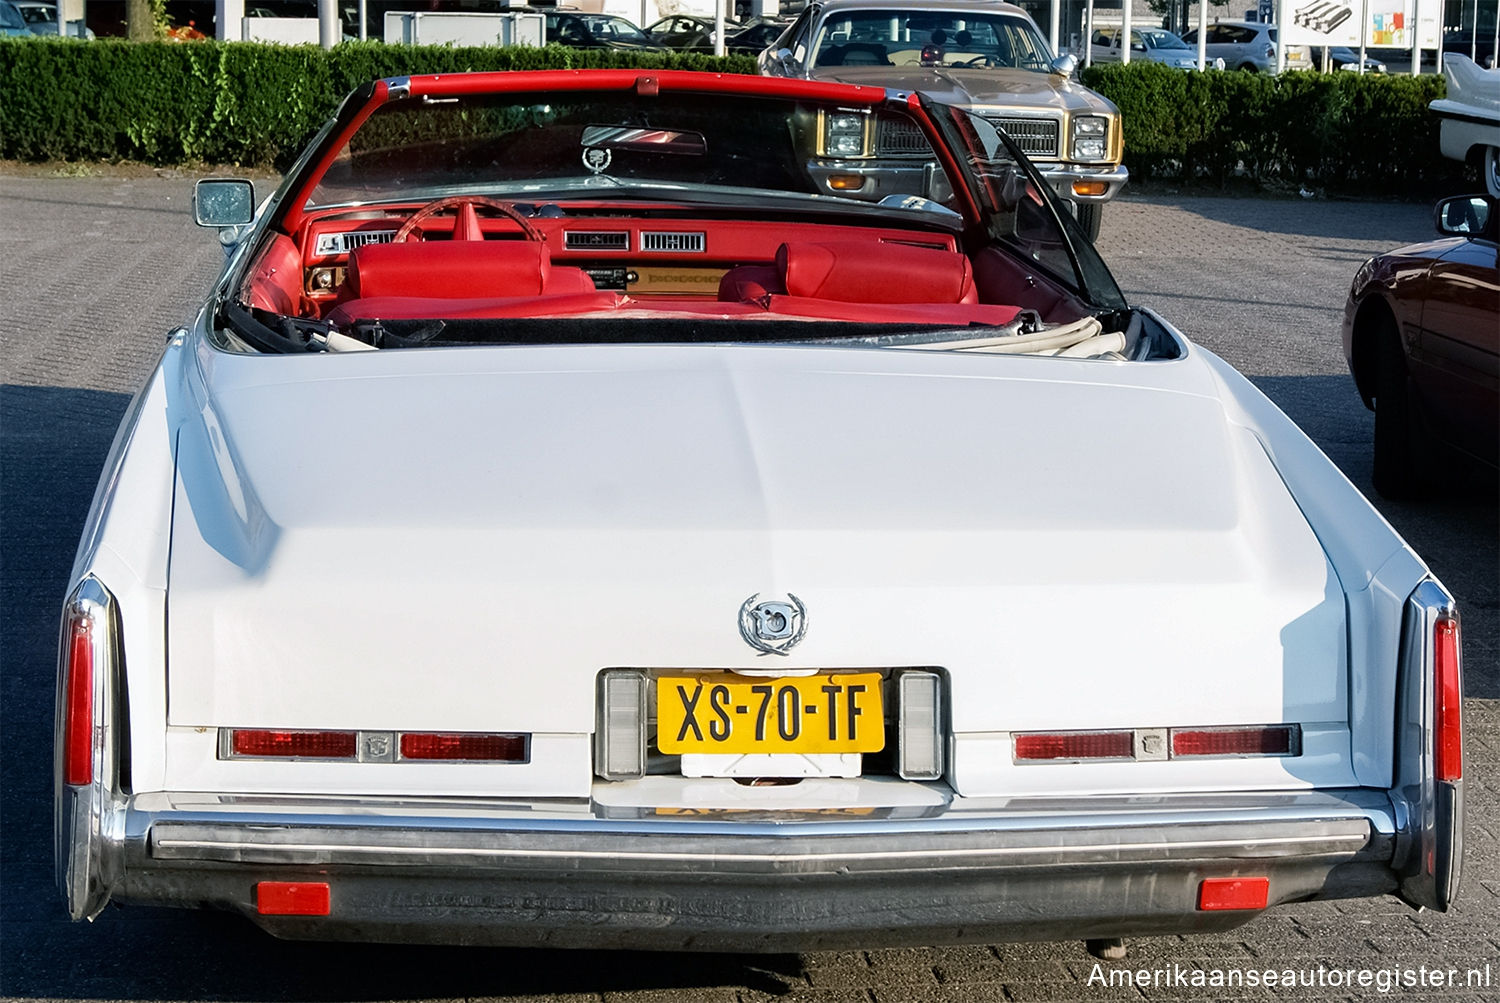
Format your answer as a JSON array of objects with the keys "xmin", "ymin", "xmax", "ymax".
[{"xmin": 77, "ymin": 788, "xmax": 1399, "ymax": 951}]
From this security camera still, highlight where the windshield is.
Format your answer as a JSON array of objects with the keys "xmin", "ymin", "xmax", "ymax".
[
  {"xmin": 233, "ymin": 75, "xmax": 1141, "ymax": 358},
  {"xmin": 1139, "ymin": 29, "xmax": 1188, "ymax": 49},
  {"xmin": 811, "ymin": 11, "xmax": 1054, "ymax": 71},
  {"xmin": 307, "ymin": 89, "xmax": 943, "ymax": 215},
  {"xmin": 548, "ymin": 14, "xmax": 652, "ymax": 44}
]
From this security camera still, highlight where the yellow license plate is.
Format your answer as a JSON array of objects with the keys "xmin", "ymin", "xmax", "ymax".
[{"xmin": 656, "ymin": 673, "xmax": 885, "ymax": 755}]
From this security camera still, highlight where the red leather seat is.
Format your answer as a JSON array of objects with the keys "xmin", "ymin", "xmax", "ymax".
[
  {"xmin": 719, "ymin": 241, "xmax": 978, "ymax": 305},
  {"xmin": 344, "ymin": 241, "xmax": 595, "ymax": 301}
]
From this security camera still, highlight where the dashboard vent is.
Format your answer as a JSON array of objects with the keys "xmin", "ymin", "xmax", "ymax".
[
  {"xmin": 313, "ymin": 230, "xmax": 397, "ymax": 256},
  {"xmin": 641, "ymin": 231, "xmax": 705, "ymax": 253},
  {"xmin": 565, "ymin": 231, "xmax": 630, "ymax": 251},
  {"xmin": 990, "ymin": 117, "xmax": 1060, "ymax": 158}
]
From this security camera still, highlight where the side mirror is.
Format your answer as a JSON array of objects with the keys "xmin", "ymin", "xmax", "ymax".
[
  {"xmin": 1434, "ymin": 194, "xmax": 1494, "ymax": 239},
  {"xmin": 193, "ymin": 178, "xmax": 255, "ymax": 228},
  {"xmin": 1050, "ymin": 53, "xmax": 1078, "ymax": 77},
  {"xmin": 774, "ymin": 46, "xmax": 796, "ymax": 72}
]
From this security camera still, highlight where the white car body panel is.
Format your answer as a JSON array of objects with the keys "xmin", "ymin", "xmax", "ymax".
[
  {"xmin": 53, "ymin": 70, "xmax": 1464, "ymax": 948},
  {"xmin": 161, "ymin": 336, "xmax": 1358, "ymax": 797}
]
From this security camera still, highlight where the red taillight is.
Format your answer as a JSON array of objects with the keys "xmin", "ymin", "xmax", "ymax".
[
  {"xmin": 1434, "ymin": 616, "xmax": 1462, "ymax": 782},
  {"xmin": 256, "ymin": 881, "xmax": 331, "ymax": 916},
  {"xmin": 1171, "ymin": 725, "xmax": 1297, "ymax": 758},
  {"xmin": 62, "ymin": 613, "xmax": 95, "ymax": 786},
  {"xmin": 1198, "ymin": 876, "xmax": 1269, "ymax": 911},
  {"xmin": 400, "ymin": 733, "xmax": 528, "ymax": 762},
  {"xmin": 231, "ymin": 730, "xmax": 357, "ymax": 759},
  {"xmin": 1013, "ymin": 730, "xmax": 1133, "ymax": 761}
]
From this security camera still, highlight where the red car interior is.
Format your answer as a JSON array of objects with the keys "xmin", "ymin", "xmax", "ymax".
[
  {"xmin": 345, "ymin": 241, "xmax": 597, "ymax": 300},
  {"xmin": 253, "ymin": 206, "xmax": 1082, "ymax": 329}
]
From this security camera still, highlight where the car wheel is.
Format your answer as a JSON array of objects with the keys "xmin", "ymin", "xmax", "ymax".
[
  {"xmin": 1371, "ymin": 322, "xmax": 1426, "ymax": 498},
  {"xmin": 1237, "ymin": 62, "xmax": 1259, "ymax": 71},
  {"xmin": 1074, "ymin": 202, "xmax": 1103, "ymax": 242}
]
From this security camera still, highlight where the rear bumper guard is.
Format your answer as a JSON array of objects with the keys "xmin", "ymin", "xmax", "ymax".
[{"xmin": 74, "ymin": 789, "xmax": 1400, "ymax": 950}]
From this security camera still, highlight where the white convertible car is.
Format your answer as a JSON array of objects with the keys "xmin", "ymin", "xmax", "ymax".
[{"xmin": 57, "ymin": 69, "xmax": 1463, "ymax": 952}]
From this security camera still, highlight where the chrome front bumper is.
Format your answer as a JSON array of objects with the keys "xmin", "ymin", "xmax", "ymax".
[
  {"xmin": 1033, "ymin": 162, "xmax": 1131, "ymax": 203},
  {"xmin": 805, "ymin": 160, "xmax": 1129, "ymax": 205},
  {"xmin": 69, "ymin": 788, "xmax": 1400, "ymax": 950}
]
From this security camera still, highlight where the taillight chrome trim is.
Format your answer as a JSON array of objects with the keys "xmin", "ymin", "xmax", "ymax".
[
  {"xmin": 1013, "ymin": 729, "xmax": 1135, "ymax": 763},
  {"xmin": 1012, "ymin": 724, "xmax": 1302, "ymax": 764},
  {"xmin": 1392, "ymin": 578, "xmax": 1464, "ymax": 912},
  {"xmin": 54, "ymin": 575, "xmax": 125, "ymax": 922},
  {"xmin": 1169, "ymin": 724, "xmax": 1301, "ymax": 759},
  {"xmin": 218, "ymin": 729, "xmax": 532, "ymax": 764}
]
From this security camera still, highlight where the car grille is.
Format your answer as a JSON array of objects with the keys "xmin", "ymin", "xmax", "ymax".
[
  {"xmin": 988, "ymin": 117, "xmax": 1059, "ymax": 158},
  {"xmin": 875, "ymin": 118, "xmax": 932, "ymax": 156}
]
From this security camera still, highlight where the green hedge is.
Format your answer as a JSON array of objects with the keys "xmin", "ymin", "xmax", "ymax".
[
  {"xmin": 0, "ymin": 38, "xmax": 756, "ymax": 168},
  {"xmin": 0, "ymin": 37, "xmax": 1476, "ymax": 195},
  {"xmin": 1080, "ymin": 61, "xmax": 1471, "ymax": 196}
]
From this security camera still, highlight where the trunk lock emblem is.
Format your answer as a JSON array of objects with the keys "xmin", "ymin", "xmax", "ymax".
[{"xmin": 739, "ymin": 594, "xmax": 808, "ymax": 656}]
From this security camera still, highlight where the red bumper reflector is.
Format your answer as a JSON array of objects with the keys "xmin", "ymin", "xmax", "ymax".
[
  {"xmin": 400, "ymin": 732, "xmax": 528, "ymax": 762},
  {"xmin": 1013, "ymin": 730, "xmax": 1133, "ymax": 761},
  {"xmin": 63, "ymin": 615, "xmax": 95, "ymax": 786},
  {"xmin": 1171, "ymin": 725, "xmax": 1296, "ymax": 758},
  {"xmin": 1198, "ymin": 876, "xmax": 1269, "ymax": 911},
  {"xmin": 232, "ymin": 730, "xmax": 357, "ymax": 759},
  {"xmin": 256, "ymin": 881, "xmax": 331, "ymax": 916},
  {"xmin": 1434, "ymin": 616, "xmax": 1462, "ymax": 782}
]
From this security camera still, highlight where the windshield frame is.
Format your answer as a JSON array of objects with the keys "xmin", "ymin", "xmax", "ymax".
[
  {"xmin": 917, "ymin": 92, "xmax": 1126, "ymax": 310},
  {"xmin": 808, "ymin": 9, "xmax": 1055, "ymax": 72}
]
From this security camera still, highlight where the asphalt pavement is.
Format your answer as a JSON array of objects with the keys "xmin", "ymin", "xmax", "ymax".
[{"xmin": 1, "ymin": 171, "xmax": 1496, "ymax": 1002}]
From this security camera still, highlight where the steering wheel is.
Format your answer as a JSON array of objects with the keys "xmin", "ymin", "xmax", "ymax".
[
  {"xmin": 960, "ymin": 54, "xmax": 998, "ymax": 67},
  {"xmin": 393, "ymin": 196, "xmax": 546, "ymax": 243}
]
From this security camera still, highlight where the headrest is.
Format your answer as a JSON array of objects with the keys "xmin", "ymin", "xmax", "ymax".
[
  {"xmin": 777, "ymin": 241, "xmax": 974, "ymax": 303},
  {"xmin": 347, "ymin": 240, "xmax": 553, "ymax": 299}
]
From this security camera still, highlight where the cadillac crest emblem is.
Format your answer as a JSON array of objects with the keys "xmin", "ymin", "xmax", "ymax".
[{"xmin": 738, "ymin": 593, "xmax": 807, "ymax": 656}]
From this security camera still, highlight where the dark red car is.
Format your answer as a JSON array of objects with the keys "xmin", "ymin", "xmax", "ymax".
[{"xmin": 1343, "ymin": 194, "xmax": 1499, "ymax": 497}]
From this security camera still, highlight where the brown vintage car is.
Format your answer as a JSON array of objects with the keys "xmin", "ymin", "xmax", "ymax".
[
  {"xmin": 758, "ymin": 0, "xmax": 1126, "ymax": 241},
  {"xmin": 1343, "ymin": 194, "xmax": 1500, "ymax": 497}
]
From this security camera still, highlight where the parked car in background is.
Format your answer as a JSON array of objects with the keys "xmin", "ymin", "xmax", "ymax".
[
  {"xmin": 0, "ymin": 0, "xmax": 32, "ymax": 35},
  {"xmin": 1180, "ymin": 20, "xmax": 1310, "ymax": 72},
  {"xmin": 1088, "ymin": 26, "xmax": 1203, "ymax": 69},
  {"xmin": 13, "ymin": 0, "xmax": 92, "ymax": 36},
  {"xmin": 57, "ymin": 66, "xmax": 1466, "ymax": 955},
  {"xmin": 1342, "ymin": 193, "xmax": 1499, "ymax": 497},
  {"xmin": 1431, "ymin": 54, "xmax": 1500, "ymax": 197},
  {"xmin": 1442, "ymin": 30, "xmax": 1497, "ymax": 69},
  {"xmin": 545, "ymin": 12, "xmax": 661, "ymax": 50},
  {"xmin": 728, "ymin": 16, "xmax": 791, "ymax": 53},
  {"xmin": 1315, "ymin": 45, "xmax": 1385, "ymax": 72},
  {"xmin": 759, "ymin": 0, "xmax": 1126, "ymax": 240},
  {"xmin": 645, "ymin": 13, "xmax": 733, "ymax": 50}
]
